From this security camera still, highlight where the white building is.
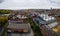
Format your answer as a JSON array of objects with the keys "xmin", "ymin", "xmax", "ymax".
[
  {"xmin": 16, "ymin": 15, "xmax": 27, "ymax": 19},
  {"xmin": 39, "ymin": 14, "xmax": 55, "ymax": 21}
]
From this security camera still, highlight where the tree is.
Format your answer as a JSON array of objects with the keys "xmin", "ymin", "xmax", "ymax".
[
  {"xmin": 0, "ymin": 10, "xmax": 12, "ymax": 14},
  {"xmin": 0, "ymin": 16, "xmax": 8, "ymax": 26}
]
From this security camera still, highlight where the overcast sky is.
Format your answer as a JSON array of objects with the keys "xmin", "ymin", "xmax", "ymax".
[{"xmin": 0, "ymin": 0, "xmax": 60, "ymax": 10}]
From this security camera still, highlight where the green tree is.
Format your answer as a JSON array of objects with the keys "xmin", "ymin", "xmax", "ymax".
[
  {"xmin": 0, "ymin": 16, "xmax": 8, "ymax": 26},
  {"xmin": 0, "ymin": 10, "xmax": 12, "ymax": 14}
]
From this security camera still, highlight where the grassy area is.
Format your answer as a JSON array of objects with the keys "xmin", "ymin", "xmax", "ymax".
[
  {"xmin": 27, "ymin": 17, "xmax": 43, "ymax": 36},
  {"xmin": 1, "ymin": 23, "xmax": 8, "ymax": 36}
]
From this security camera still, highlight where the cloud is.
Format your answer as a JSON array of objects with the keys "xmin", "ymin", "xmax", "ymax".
[
  {"xmin": 48, "ymin": 0, "xmax": 60, "ymax": 6},
  {"xmin": 0, "ymin": 0, "xmax": 3, "ymax": 3},
  {"xmin": 0, "ymin": 0, "xmax": 60, "ymax": 10},
  {"xmin": 50, "ymin": 0, "xmax": 60, "ymax": 3}
]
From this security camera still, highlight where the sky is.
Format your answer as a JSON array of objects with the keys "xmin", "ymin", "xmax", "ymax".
[{"xmin": 0, "ymin": 0, "xmax": 60, "ymax": 10}]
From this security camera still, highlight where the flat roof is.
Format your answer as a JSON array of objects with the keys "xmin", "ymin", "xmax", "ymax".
[
  {"xmin": 34, "ymin": 17, "xmax": 46, "ymax": 25},
  {"xmin": 52, "ymin": 24, "xmax": 60, "ymax": 33},
  {"xmin": 47, "ymin": 22, "xmax": 59, "ymax": 28},
  {"xmin": 8, "ymin": 23, "xmax": 30, "ymax": 30},
  {"xmin": 8, "ymin": 19, "xmax": 31, "ymax": 33},
  {"xmin": 39, "ymin": 14, "xmax": 56, "ymax": 21}
]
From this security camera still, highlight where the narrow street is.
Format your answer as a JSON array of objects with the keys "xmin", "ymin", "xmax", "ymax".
[{"xmin": 7, "ymin": 29, "xmax": 34, "ymax": 36}]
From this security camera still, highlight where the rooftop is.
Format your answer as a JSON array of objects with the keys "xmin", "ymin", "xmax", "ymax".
[
  {"xmin": 8, "ymin": 20, "xmax": 30, "ymax": 33},
  {"xmin": 47, "ymin": 22, "xmax": 59, "ymax": 28},
  {"xmin": 8, "ymin": 23, "xmax": 30, "ymax": 29},
  {"xmin": 39, "ymin": 14, "xmax": 56, "ymax": 21},
  {"xmin": 52, "ymin": 24, "xmax": 60, "ymax": 33}
]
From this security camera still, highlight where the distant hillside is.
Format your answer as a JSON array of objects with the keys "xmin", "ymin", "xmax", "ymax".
[{"xmin": 0, "ymin": 9, "xmax": 60, "ymax": 15}]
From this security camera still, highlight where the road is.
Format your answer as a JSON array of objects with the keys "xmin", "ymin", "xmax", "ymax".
[
  {"xmin": 0, "ymin": 28, "xmax": 2, "ymax": 33},
  {"xmin": 0, "ymin": 24, "xmax": 5, "ymax": 36},
  {"xmin": 6, "ymin": 29, "xmax": 34, "ymax": 36}
]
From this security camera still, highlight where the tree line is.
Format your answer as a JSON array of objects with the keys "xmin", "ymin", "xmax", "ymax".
[
  {"xmin": 0, "ymin": 16, "xmax": 8, "ymax": 26},
  {"xmin": 0, "ymin": 10, "xmax": 12, "ymax": 14}
]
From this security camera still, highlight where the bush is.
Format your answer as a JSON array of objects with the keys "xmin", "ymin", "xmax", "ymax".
[
  {"xmin": 0, "ymin": 16, "xmax": 8, "ymax": 26},
  {"xmin": 0, "ymin": 10, "xmax": 12, "ymax": 14}
]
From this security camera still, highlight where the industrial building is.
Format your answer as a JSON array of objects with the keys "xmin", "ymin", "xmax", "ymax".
[{"xmin": 31, "ymin": 13, "xmax": 60, "ymax": 36}]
